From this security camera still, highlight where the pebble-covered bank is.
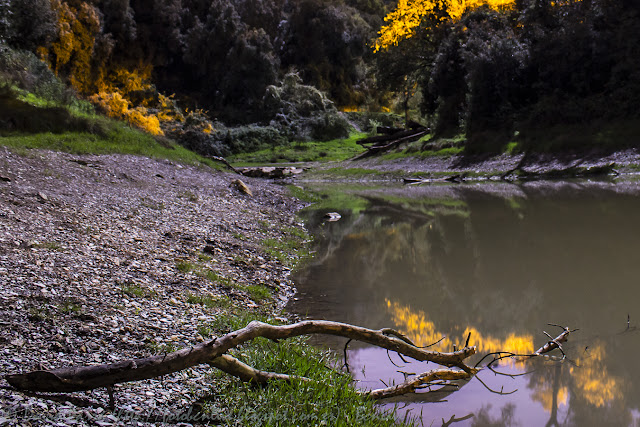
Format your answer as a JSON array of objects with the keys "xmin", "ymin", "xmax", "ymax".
[{"xmin": 0, "ymin": 147, "xmax": 306, "ymax": 426}]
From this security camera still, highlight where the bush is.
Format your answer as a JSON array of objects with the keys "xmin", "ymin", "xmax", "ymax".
[
  {"xmin": 170, "ymin": 128, "xmax": 229, "ymax": 157},
  {"xmin": 225, "ymin": 125, "xmax": 288, "ymax": 153},
  {"xmin": 0, "ymin": 49, "xmax": 72, "ymax": 104},
  {"xmin": 343, "ymin": 111, "xmax": 404, "ymax": 132},
  {"xmin": 263, "ymin": 72, "xmax": 353, "ymax": 141}
]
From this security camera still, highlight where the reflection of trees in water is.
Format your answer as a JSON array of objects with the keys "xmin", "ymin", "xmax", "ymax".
[
  {"xmin": 294, "ymin": 186, "xmax": 640, "ymax": 423},
  {"xmin": 471, "ymin": 403, "xmax": 518, "ymax": 427},
  {"xmin": 384, "ymin": 299, "xmax": 635, "ymax": 423},
  {"xmin": 519, "ymin": 340, "xmax": 632, "ymax": 426}
]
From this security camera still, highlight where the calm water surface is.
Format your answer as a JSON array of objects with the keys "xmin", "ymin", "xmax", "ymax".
[{"xmin": 289, "ymin": 181, "xmax": 640, "ymax": 427}]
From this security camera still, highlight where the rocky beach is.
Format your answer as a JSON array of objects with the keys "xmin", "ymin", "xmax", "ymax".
[{"xmin": 0, "ymin": 147, "xmax": 306, "ymax": 425}]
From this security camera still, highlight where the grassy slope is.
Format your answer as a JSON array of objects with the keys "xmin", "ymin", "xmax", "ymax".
[{"xmin": 229, "ymin": 132, "xmax": 368, "ymax": 165}]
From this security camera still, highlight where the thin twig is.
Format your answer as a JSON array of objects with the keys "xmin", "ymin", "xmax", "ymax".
[
  {"xmin": 421, "ymin": 336, "xmax": 445, "ymax": 349},
  {"xmin": 474, "ymin": 375, "xmax": 517, "ymax": 395},
  {"xmin": 342, "ymin": 338, "xmax": 352, "ymax": 373}
]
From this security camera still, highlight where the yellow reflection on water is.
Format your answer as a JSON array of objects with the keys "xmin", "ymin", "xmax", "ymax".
[
  {"xmin": 571, "ymin": 343, "xmax": 623, "ymax": 407},
  {"xmin": 385, "ymin": 299, "xmax": 534, "ymax": 354},
  {"xmin": 530, "ymin": 374, "xmax": 569, "ymax": 412},
  {"xmin": 385, "ymin": 300, "xmax": 626, "ymax": 412}
]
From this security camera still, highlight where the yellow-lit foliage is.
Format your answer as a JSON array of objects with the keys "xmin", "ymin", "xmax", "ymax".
[
  {"xmin": 40, "ymin": 2, "xmax": 168, "ymax": 136},
  {"xmin": 126, "ymin": 107, "xmax": 163, "ymax": 136},
  {"xmin": 385, "ymin": 299, "xmax": 534, "ymax": 356},
  {"xmin": 341, "ymin": 106, "xmax": 361, "ymax": 112},
  {"xmin": 90, "ymin": 62, "xmax": 165, "ymax": 134},
  {"xmin": 374, "ymin": 0, "xmax": 515, "ymax": 51},
  {"xmin": 570, "ymin": 343, "xmax": 624, "ymax": 407},
  {"xmin": 156, "ymin": 94, "xmax": 185, "ymax": 124},
  {"xmin": 89, "ymin": 91, "xmax": 163, "ymax": 136},
  {"xmin": 90, "ymin": 91, "xmax": 129, "ymax": 118},
  {"xmin": 49, "ymin": 0, "xmax": 101, "ymax": 93}
]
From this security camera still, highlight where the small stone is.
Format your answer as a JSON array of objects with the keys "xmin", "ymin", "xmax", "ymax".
[
  {"xmin": 231, "ymin": 179, "xmax": 252, "ymax": 196},
  {"xmin": 323, "ymin": 212, "xmax": 341, "ymax": 221},
  {"xmin": 10, "ymin": 338, "xmax": 25, "ymax": 347}
]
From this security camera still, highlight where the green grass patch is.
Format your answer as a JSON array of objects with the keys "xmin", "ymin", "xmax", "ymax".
[
  {"xmin": 286, "ymin": 185, "xmax": 322, "ymax": 203},
  {"xmin": 261, "ymin": 227, "xmax": 312, "ymax": 268},
  {"xmin": 203, "ymin": 317, "xmax": 412, "ymax": 426},
  {"xmin": 185, "ymin": 292, "xmax": 231, "ymax": 308},
  {"xmin": 298, "ymin": 184, "xmax": 372, "ymax": 217},
  {"xmin": 503, "ymin": 141, "xmax": 521, "ymax": 154},
  {"xmin": 58, "ymin": 300, "xmax": 83, "ymax": 315},
  {"xmin": 322, "ymin": 167, "xmax": 383, "ymax": 177},
  {"xmin": 381, "ymin": 146, "xmax": 464, "ymax": 161},
  {"xmin": 178, "ymin": 190, "xmax": 199, "ymax": 202},
  {"xmin": 244, "ymin": 284, "xmax": 272, "ymax": 303},
  {"xmin": 32, "ymin": 241, "xmax": 62, "ymax": 251},
  {"xmin": 120, "ymin": 283, "xmax": 156, "ymax": 299},
  {"xmin": 175, "ymin": 261, "xmax": 195, "ymax": 273},
  {"xmin": 198, "ymin": 252, "xmax": 213, "ymax": 262},
  {"xmin": 229, "ymin": 132, "xmax": 367, "ymax": 165}
]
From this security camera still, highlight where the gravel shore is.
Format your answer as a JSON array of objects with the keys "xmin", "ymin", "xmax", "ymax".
[{"xmin": 0, "ymin": 147, "xmax": 305, "ymax": 426}]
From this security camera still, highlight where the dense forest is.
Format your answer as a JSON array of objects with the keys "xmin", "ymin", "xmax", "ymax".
[{"xmin": 1, "ymin": 0, "xmax": 640, "ymax": 154}]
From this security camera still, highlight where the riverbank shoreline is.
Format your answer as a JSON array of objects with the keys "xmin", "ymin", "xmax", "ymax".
[
  {"xmin": 299, "ymin": 147, "xmax": 640, "ymax": 182},
  {"xmin": 0, "ymin": 147, "xmax": 311, "ymax": 425}
]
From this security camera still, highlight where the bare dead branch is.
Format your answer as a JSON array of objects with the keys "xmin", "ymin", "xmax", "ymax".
[
  {"xmin": 442, "ymin": 413, "xmax": 475, "ymax": 426},
  {"xmin": 422, "ymin": 336, "xmax": 446, "ymax": 349},
  {"xmin": 365, "ymin": 368, "xmax": 471, "ymax": 400},
  {"xmin": 342, "ymin": 338, "xmax": 352, "ymax": 373},
  {"xmin": 474, "ymin": 375, "xmax": 518, "ymax": 396},
  {"xmin": 205, "ymin": 156, "xmax": 243, "ymax": 175},
  {"xmin": 208, "ymin": 354, "xmax": 310, "ymax": 384},
  {"xmin": 6, "ymin": 320, "xmax": 476, "ymax": 393}
]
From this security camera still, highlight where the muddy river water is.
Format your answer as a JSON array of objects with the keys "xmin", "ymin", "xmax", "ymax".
[{"xmin": 289, "ymin": 180, "xmax": 640, "ymax": 426}]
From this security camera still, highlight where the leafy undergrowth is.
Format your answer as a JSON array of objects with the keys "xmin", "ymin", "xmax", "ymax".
[
  {"xmin": 229, "ymin": 132, "xmax": 367, "ymax": 165},
  {"xmin": 201, "ymin": 313, "xmax": 415, "ymax": 427}
]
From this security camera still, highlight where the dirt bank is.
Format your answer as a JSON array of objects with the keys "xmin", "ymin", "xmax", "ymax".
[
  {"xmin": 0, "ymin": 147, "xmax": 306, "ymax": 425},
  {"xmin": 313, "ymin": 148, "xmax": 640, "ymax": 180}
]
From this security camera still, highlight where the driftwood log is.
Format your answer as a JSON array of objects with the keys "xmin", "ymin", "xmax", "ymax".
[
  {"xmin": 6, "ymin": 320, "xmax": 477, "ymax": 401},
  {"xmin": 354, "ymin": 123, "xmax": 429, "ymax": 160},
  {"xmin": 354, "ymin": 129, "xmax": 428, "ymax": 160}
]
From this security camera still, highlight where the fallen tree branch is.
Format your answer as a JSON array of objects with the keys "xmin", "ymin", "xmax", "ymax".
[
  {"xmin": 6, "ymin": 320, "xmax": 476, "ymax": 393},
  {"xmin": 354, "ymin": 130, "xmax": 428, "ymax": 160},
  {"xmin": 205, "ymin": 155, "xmax": 243, "ymax": 175},
  {"xmin": 210, "ymin": 355, "xmax": 472, "ymax": 401},
  {"xmin": 208, "ymin": 354, "xmax": 310, "ymax": 384},
  {"xmin": 365, "ymin": 368, "xmax": 471, "ymax": 400}
]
